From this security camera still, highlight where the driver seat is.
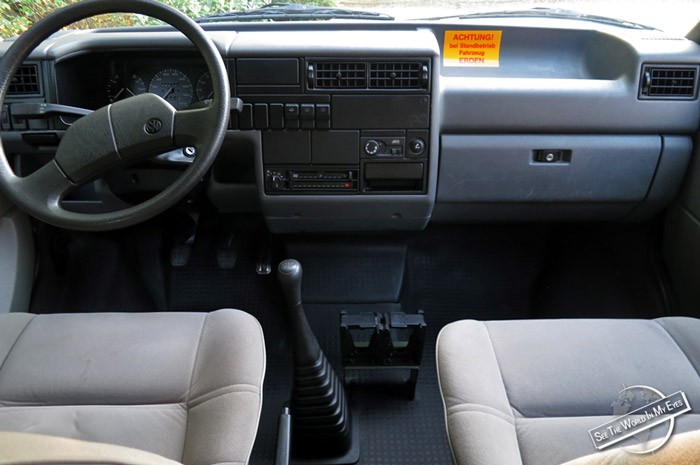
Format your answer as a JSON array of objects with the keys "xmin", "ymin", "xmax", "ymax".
[{"xmin": 0, "ymin": 309, "xmax": 266, "ymax": 465}]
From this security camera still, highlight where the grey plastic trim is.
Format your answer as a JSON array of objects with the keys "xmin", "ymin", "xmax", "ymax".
[
  {"xmin": 0, "ymin": 208, "xmax": 34, "ymax": 313},
  {"xmin": 228, "ymin": 29, "xmax": 439, "ymax": 57},
  {"xmin": 662, "ymin": 131, "xmax": 700, "ymax": 313},
  {"xmin": 207, "ymin": 132, "xmax": 261, "ymax": 213},
  {"xmin": 625, "ymin": 135, "xmax": 693, "ymax": 221},
  {"xmin": 431, "ymin": 202, "xmax": 639, "ymax": 223},
  {"xmin": 0, "ymin": 31, "xmax": 235, "ymax": 62},
  {"xmin": 663, "ymin": 205, "xmax": 700, "ymax": 313},
  {"xmin": 440, "ymin": 77, "xmax": 700, "ymax": 134},
  {"xmin": 436, "ymin": 25, "xmax": 700, "ymax": 134},
  {"xmin": 434, "ymin": 134, "xmax": 673, "ymax": 222},
  {"xmin": 438, "ymin": 134, "xmax": 661, "ymax": 202}
]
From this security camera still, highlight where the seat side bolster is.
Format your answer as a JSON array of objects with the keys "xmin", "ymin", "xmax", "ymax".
[
  {"xmin": 0, "ymin": 313, "xmax": 34, "ymax": 371},
  {"xmin": 182, "ymin": 309, "xmax": 266, "ymax": 465},
  {"xmin": 655, "ymin": 317, "xmax": 700, "ymax": 379},
  {"xmin": 437, "ymin": 320, "xmax": 523, "ymax": 465}
]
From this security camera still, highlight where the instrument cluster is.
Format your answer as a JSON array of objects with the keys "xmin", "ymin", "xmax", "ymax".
[{"xmin": 104, "ymin": 56, "xmax": 213, "ymax": 110}]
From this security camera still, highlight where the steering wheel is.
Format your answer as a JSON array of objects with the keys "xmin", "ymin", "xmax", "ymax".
[{"xmin": 0, "ymin": 0, "xmax": 230, "ymax": 231}]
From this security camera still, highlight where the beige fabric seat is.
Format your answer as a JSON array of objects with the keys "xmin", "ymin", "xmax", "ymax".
[
  {"xmin": 436, "ymin": 318, "xmax": 700, "ymax": 465},
  {"xmin": 0, "ymin": 309, "xmax": 266, "ymax": 465}
]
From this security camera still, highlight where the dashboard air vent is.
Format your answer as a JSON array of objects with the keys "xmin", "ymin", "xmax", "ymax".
[
  {"xmin": 640, "ymin": 65, "xmax": 698, "ymax": 99},
  {"xmin": 311, "ymin": 62, "xmax": 366, "ymax": 89},
  {"xmin": 8, "ymin": 64, "xmax": 40, "ymax": 95},
  {"xmin": 369, "ymin": 62, "xmax": 426, "ymax": 89}
]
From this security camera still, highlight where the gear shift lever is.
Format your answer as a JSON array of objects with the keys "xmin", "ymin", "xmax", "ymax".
[
  {"xmin": 277, "ymin": 259, "xmax": 357, "ymax": 462},
  {"xmin": 278, "ymin": 259, "xmax": 321, "ymax": 367}
]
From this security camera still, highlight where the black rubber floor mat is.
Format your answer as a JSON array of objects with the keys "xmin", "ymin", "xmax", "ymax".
[
  {"xmin": 285, "ymin": 237, "xmax": 408, "ymax": 304},
  {"xmin": 404, "ymin": 225, "xmax": 548, "ymax": 320},
  {"xmin": 532, "ymin": 223, "xmax": 668, "ymax": 318},
  {"xmin": 30, "ymin": 225, "xmax": 159, "ymax": 314}
]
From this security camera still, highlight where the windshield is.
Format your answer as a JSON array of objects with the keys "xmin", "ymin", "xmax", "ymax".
[
  {"xmin": 358, "ymin": 1, "xmax": 700, "ymax": 35},
  {"xmin": 1, "ymin": 0, "xmax": 698, "ymax": 37}
]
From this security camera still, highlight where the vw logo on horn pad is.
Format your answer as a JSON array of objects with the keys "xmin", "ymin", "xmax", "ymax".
[{"xmin": 144, "ymin": 118, "xmax": 163, "ymax": 135}]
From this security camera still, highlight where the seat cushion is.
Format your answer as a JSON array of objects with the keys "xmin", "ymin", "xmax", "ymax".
[
  {"xmin": 562, "ymin": 429, "xmax": 700, "ymax": 465},
  {"xmin": 0, "ymin": 309, "xmax": 265, "ymax": 465},
  {"xmin": 0, "ymin": 431, "xmax": 181, "ymax": 465},
  {"xmin": 436, "ymin": 318, "xmax": 700, "ymax": 465}
]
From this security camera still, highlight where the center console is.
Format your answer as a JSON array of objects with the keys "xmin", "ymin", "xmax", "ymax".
[
  {"xmin": 256, "ymin": 58, "xmax": 431, "ymax": 197},
  {"xmin": 222, "ymin": 30, "xmax": 440, "ymax": 233},
  {"xmin": 233, "ymin": 58, "xmax": 431, "ymax": 197}
]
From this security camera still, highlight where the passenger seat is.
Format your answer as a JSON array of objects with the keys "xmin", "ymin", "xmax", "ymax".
[{"xmin": 436, "ymin": 318, "xmax": 700, "ymax": 464}]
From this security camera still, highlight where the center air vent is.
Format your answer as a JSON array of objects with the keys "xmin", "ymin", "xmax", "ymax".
[
  {"xmin": 639, "ymin": 65, "xmax": 698, "ymax": 100},
  {"xmin": 8, "ymin": 64, "xmax": 40, "ymax": 95},
  {"xmin": 369, "ymin": 62, "xmax": 427, "ymax": 89},
  {"xmin": 308, "ymin": 60, "xmax": 430, "ymax": 90},
  {"xmin": 311, "ymin": 62, "xmax": 366, "ymax": 89}
]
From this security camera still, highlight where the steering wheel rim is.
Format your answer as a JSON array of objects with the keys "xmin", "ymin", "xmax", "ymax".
[{"xmin": 0, "ymin": 0, "xmax": 230, "ymax": 231}]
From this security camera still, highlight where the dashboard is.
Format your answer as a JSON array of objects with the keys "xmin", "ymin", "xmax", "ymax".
[{"xmin": 1, "ymin": 19, "xmax": 699, "ymax": 232}]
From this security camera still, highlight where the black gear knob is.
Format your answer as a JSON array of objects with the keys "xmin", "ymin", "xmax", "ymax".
[
  {"xmin": 278, "ymin": 259, "xmax": 303, "ymax": 307},
  {"xmin": 276, "ymin": 258, "xmax": 355, "ymax": 458}
]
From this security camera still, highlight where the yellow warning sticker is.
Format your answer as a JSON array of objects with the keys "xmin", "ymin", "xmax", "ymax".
[{"xmin": 443, "ymin": 30, "xmax": 503, "ymax": 67}]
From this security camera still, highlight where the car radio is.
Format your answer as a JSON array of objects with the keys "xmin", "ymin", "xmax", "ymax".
[{"xmin": 265, "ymin": 168, "xmax": 359, "ymax": 193}]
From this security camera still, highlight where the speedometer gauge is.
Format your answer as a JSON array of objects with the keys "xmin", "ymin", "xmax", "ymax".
[{"xmin": 148, "ymin": 68, "xmax": 193, "ymax": 110}]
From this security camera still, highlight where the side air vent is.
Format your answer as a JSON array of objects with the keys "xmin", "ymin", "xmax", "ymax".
[
  {"xmin": 639, "ymin": 65, "xmax": 698, "ymax": 99},
  {"xmin": 369, "ymin": 62, "xmax": 427, "ymax": 89},
  {"xmin": 8, "ymin": 64, "xmax": 40, "ymax": 95},
  {"xmin": 311, "ymin": 62, "xmax": 366, "ymax": 89}
]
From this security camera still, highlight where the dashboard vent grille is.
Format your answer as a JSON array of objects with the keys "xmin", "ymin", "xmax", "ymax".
[
  {"xmin": 369, "ymin": 62, "xmax": 424, "ymax": 89},
  {"xmin": 640, "ymin": 65, "xmax": 697, "ymax": 99},
  {"xmin": 8, "ymin": 64, "xmax": 40, "ymax": 95},
  {"xmin": 313, "ymin": 62, "xmax": 366, "ymax": 89}
]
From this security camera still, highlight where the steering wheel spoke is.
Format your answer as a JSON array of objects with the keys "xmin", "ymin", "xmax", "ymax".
[{"xmin": 174, "ymin": 104, "xmax": 220, "ymax": 148}]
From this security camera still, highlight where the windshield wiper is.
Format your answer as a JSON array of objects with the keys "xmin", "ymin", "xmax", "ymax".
[
  {"xmin": 423, "ymin": 8, "xmax": 656, "ymax": 31},
  {"xmin": 195, "ymin": 3, "xmax": 394, "ymax": 23}
]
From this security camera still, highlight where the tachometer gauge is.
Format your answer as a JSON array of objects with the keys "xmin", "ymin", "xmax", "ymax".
[
  {"xmin": 196, "ymin": 72, "xmax": 214, "ymax": 101},
  {"xmin": 106, "ymin": 74, "xmax": 146, "ymax": 103},
  {"xmin": 148, "ymin": 68, "xmax": 193, "ymax": 110}
]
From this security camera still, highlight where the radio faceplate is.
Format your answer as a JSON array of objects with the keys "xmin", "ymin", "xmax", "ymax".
[{"xmin": 265, "ymin": 168, "xmax": 359, "ymax": 194}]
